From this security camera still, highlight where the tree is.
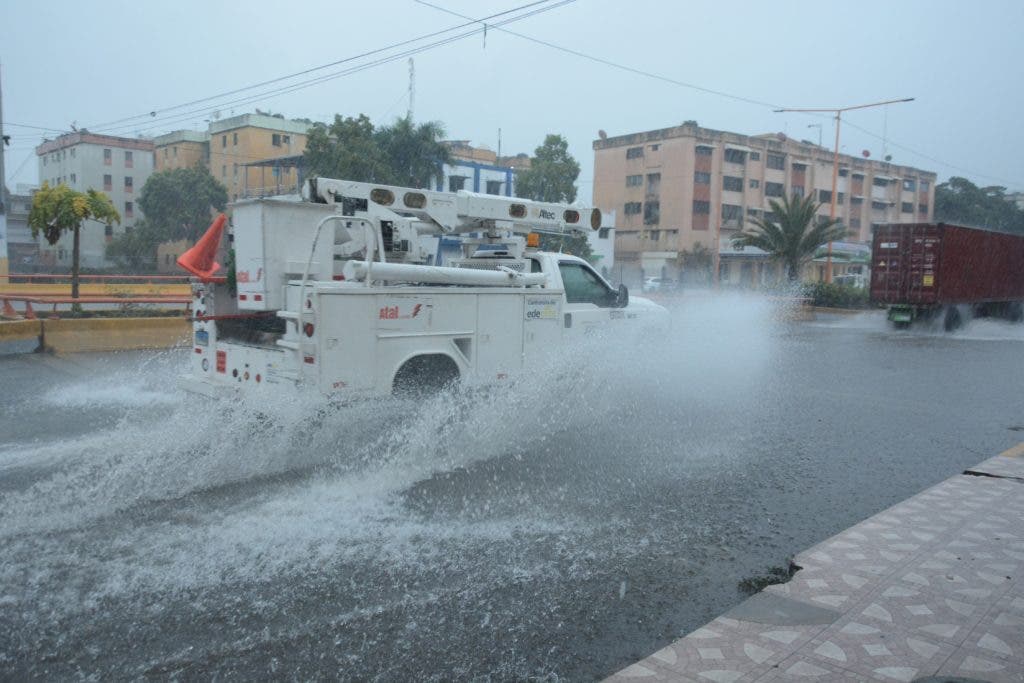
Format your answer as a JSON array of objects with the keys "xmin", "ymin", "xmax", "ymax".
[
  {"xmin": 303, "ymin": 114, "xmax": 450, "ymax": 188},
  {"xmin": 513, "ymin": 134, "xmax": 591, "ymax": 260},
  {"xmin": 138, "ymin": 166, "xmax": 228, "ymax": 244},
  {"xmin": 105, "ymin": 220, "xmax": 161, "ymax": 273},
  {"xmin": 514, "ymin": 134, "xmax": 580, "ymax": 204},
  {"xmin": 676, "ymin": 242, "xmax": 713, "ymax": 285},
  {"xmin": 731, "ymin": 193, "xmax": 847, "ymax": 282},
  {"xmin": 934, "ymin": 176, "xmax": 1024, "ymax": 233},
  {"xmin": 29, "ymin": 182, "xmax": 120, "ymax": 300},
  {"xmin": 375, "ymin": 116, "xmax": 451, "ymax": 188}
]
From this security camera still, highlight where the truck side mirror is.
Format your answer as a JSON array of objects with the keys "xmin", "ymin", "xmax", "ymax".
[{"xmin": 616, "ymin": 284, "xmax": 629, "ymax": 308}]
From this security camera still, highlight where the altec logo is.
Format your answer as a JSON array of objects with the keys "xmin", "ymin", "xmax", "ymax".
[{"xmin": 379, "ymin": 303, "xmax": 423, "ymax": 320}]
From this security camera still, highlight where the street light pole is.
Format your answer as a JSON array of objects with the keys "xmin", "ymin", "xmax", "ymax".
[{"xmin": 775, "ymin": 97, "xmax": 914, "ymax": 283}]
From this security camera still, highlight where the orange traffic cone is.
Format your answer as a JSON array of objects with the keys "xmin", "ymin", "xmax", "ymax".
[
  {"xmin": 2, "ymin": 298, "xmax": 18, "ymax": 319},
  {"xmin": 24, "ymin": 301, "xmax": 37, "ymax": 320},
  {"xmin": 177, "ymin": 214, "xmax": 226, "ymax": 281}
]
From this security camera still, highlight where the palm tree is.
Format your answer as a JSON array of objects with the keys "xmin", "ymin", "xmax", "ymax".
[
  {"xmin": 375, "ymin": 116, "xmax": 451, "ymax": 189},
  {"xmin": 732, "ymin": 194, "xmax": 848, "ymax": 282}
]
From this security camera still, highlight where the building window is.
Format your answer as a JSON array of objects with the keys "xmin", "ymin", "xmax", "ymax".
[
  {"xmin": 598, "ymin": 228, "xmax": 611, "ymax": 239},
  {"xmin": 721, "ymin": 204, "xmax": 743, "ymax": 223},
  {"xmin": 746, "ymin": 208, "xmax": 762, "ymax": 219},
  {"xmin": 819, "ymin": 189, "xmax": 832, "ymax": 203},
  {"xmin": 692, "ymin": 200, "xmax": 711, "ymax": 214},
  {"xmin": 233, "ymin": 163, "xmax": 238, "ymax": 179},
  {"xmin": 649, "ymin": 144, "xmax": 660, "ymax": 151},
  {"xmin": 902, "ymin": 179, "xmax": 916, "ymax": 191},
  {"xmin": 872, "ymin": 201, "xmax": 888, "ymax": 210},
  {"xmin": 43, "ymin": 156, "xmax": 47, "ymax": 166},
  {"xmin": 695, "ymin": 145, "xmax": 713, "ymax": 157},
  {"xmin": 792, "ymin": 185, "xmax": 805, "ymax": 197},
  {"xmin": 626, "ymin": 146, "xmax": 644, "ymax": 160},
  {"xmin": 125, "ymin": 176, "xmax": 133, "ymax": 192},
  {"xmin": 648, "ymin": 230, "xmax": 660, "ymax": 241},
  {"xmin": 643, "ymin": 201, "xmax": 660, "ymax": 225},
  {"xmin": 873, "ymin": 177, "xmax": 889, "ymax": 187},
  {"xmin": 919, "ymin": 203, "xmax": 928, "ymax": 214},
  {"xmin": 283, "ymin": 135, "xmax": 291, "ymax": 144},
  {"xmin": 103, "ymin": 148, "xmax": 112, "ymax": 165},
  {"xmin": 646, "ymin": 173, "xmax": 661, "ymax": 193},
  {"xmin": 70, "ymin": 173, "xmax": 76, "ymax": 184},
  {"xmin": 901, "ymin": 202, "xmax": 914, "ymax": 213},
  {"xmin": 626, "ymin": 174, "xmax": 643, "ymax": 187},
  {"xmin": 233, "ymin": 132, "xmax": 238, "ymax": 146},
  {"xmin": 125, "ymin": 201, "xmax": 134, "ymax": 218},
  {"xmin": 920, "ymin": 179, "xmax": 930, "ymax": 191},
  {"xmin": 485, "ymin": 180, "xmax": 502, "ymax": 195},
  {"xmin": 222, "ymin": 135, "xmax": 227, "ymax": 148},
  {"xmin": 163, "ymin": 148, "xmax": 168, "ymax": 159},
  {"xmin": 125, "ymin": 150, "xmax": 133, "ymax": 168},
  {"xmin": 851, "ymin": 196, "xmax": 864, "ymax": 205},
  {"xmin": 723, "ymin": 176, "xmax": 743, "ymax": 192},
  {"xmin": 104, "ymin": 224, "xmax": 113, "ymax": 237},
  {"xmin": 448, "ymin": 176, "xmax": 466, "ymax": 192},
  {"xmin": 222, "ymin": 165, "xmax": 227, "ymax": 178},
  {"xmin": 103, "ymin": 174, "xmax": 112, "ymax": 191},
  {"xmin": 70, "ymin": 148, "xmax": 75, "ymax": 158},
  {"xmin": 173, "ymin": 146, "xmax": 178, "ymax": 158},
  {"xmin": 624, "ymin": 201, "xmax": 642, "ymax": 215},
  {"xmin": 766, "ymin": 153, "xmax": 785, "ymax": 170},
  {"xmin": 850, "ymin": 217, "xmax": 861, "ymax": 229},
  {"xmin": 272, "ymin": 133, "xmax": 282, "ymax": 147},
  {"xmin": 839, "ymin": 168, "xmax": 849, "ymax": 177},
  {"xmin": 724, "ymin": 149, "xmax": 746, "ymax": 164},
  {"xmin": 694, "ymin": 172, "xmax": 711, "ymax": 184},
  {"xmin": 749, "ymin": 179, "xmax": 760, "ymax": 189},
  {"xmin": 765, "ymin": 182, "xmax": 784, "ymax": 197},
  {"xmin": 749, "ymin": 151, "xmax": 761, "ymax": 161}
]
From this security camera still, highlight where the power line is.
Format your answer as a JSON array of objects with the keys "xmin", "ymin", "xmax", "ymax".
[
  {"xmin": 415, "ymin": 0, "xmax": 1022, "ymax": 187},
  {"xmin": 83, "ymin": 0, "xmax": 562, "ymax": 133}
]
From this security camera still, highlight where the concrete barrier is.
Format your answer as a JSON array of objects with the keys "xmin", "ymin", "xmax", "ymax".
[
  {"xmin": 40, "ymin": 317, "xmax": 191, "ymax": 353},
  {"xmin": 0, "ymin": 319, "xmax": 42, "ymax": 343}
]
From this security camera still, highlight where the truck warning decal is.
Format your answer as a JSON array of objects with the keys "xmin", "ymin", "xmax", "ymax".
[{"xmin": 525, "ymin": 297, "xmax": 559, "ymax": 321}]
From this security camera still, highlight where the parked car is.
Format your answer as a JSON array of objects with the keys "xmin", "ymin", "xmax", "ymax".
[{"xmin": 642, "ymin": 277, "xmax": 677, "ymax": 293}]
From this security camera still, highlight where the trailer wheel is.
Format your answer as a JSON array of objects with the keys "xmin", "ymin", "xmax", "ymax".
[
  {"xmin": 392, "ymin": 354, "xmax": 460, "ymax": 396},
  {"xmin": 943, "ymin": 305, "xmax": 963, "ymax": 332}
]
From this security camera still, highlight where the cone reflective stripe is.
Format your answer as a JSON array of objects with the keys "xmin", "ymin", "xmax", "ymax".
[{"xmin": 177, "ymin": 214, "xmax": 226, "ymax": 281}]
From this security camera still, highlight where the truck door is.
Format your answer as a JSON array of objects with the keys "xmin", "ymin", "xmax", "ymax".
[{"xmin": 557, "ymin": 260, "xmax": 618, "ymax": 337}]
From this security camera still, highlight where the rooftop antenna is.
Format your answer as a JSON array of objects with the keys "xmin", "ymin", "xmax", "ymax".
[{"xmin": 407, "ymin": 58, "xmax": 415, "ymax": 121}]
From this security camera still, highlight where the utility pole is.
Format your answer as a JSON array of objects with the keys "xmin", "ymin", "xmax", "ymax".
[
  {"xmin": 0, "ymin": 61, "xmax": 8, "ymax": 277},
  {"xmin": 407, "ymin": 58, "xmax": 415, "ymax": 121},
  {"xmin": 775, "ymin": 97, "xmax": 914, "ymax": 282}
]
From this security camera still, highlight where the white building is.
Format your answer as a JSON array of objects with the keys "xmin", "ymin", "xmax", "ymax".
[{"xmin": 35, "ymin": 132, "xmax": 154, "ymax": 269}]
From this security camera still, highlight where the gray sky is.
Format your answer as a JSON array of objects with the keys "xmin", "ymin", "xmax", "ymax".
[{"xmin": 3, "ymin": 0, "xmax": 1023, "ymax": 200}]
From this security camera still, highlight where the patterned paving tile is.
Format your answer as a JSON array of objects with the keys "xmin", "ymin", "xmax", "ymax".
[
  {"xmin": 751, "ymin": 655, "xmax": 865, "ymax": 681},
  {"xmin": 844, "ymin": 582, "xmax": 987, "ymax": 646},
  {"xmin": 935, "ymin": 644, "xmax": 1024, "ymax": 682},
  {"xmin": 634, "ymin": 616, "xmax": 829, "ymax": 683},
  {"xmin": 967, "ymin": 454, "xmax": 1024, "ymax": 480},
  {"xmin": 962, "ymin": 602, "xmax": 1024, "ymax": 665},
  {"xmin": 801, "ymin": 618, "xmax": 955, "ymax": 682}
]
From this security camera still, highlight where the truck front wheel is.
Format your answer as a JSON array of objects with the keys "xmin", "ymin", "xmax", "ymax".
[{"xmin": 392, "ymin": 354, "xmax": 460, "ymax": 396}]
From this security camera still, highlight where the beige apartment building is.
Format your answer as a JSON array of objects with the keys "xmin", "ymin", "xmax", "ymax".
[
  {"xmin": 153, "ymin": 129, "xmax": 209, "ymax": 172},
  {"xmin": 593, "ymin": 122, "xmax": 937, "ymax": 285}
]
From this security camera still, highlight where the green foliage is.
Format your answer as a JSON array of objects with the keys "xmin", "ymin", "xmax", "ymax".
[
  {"xmin": 138, "ymin": 166, "xmax": 227, "ymax": 243},
  {"xmin": 514, "ymin": 134, "xmax": 580, "ymax": 204},
  {"xmin": 105, "ymin": 220, "xmax": 161, "ymax": 273},
  {"xmin": 676, "ymin": 241, "xmax": 713, "ymax": 284},
  {"xmin": 934, "ymin": 176, "xmax": 1024, "ymax": 233},
  {"xmin": 29, "ymin": 182, "xmax": 121, "ymax": 245},
  {"xmin": 731, "ymin": 194, "xmax": 848, "ymax": 281},
  {"xmin": 804, "ymin": 282, "xmax": 870, "ymax": 308},
  {"xmin": 303, "ymin": 114, "xmax": 450, "ymax": 188},
  {"xmin": 536, "ymin": 233, "xmax": 593, "ymax": 261}
]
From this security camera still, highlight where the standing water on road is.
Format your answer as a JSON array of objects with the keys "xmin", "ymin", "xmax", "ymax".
[{"xmin": 2, "ymin": 296, "xmax": 1022, "ymax": 680}]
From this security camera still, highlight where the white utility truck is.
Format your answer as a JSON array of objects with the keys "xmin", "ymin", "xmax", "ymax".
[{"xmin": 180, "ymin": 178, "xmax": 666, "ymax": 397}]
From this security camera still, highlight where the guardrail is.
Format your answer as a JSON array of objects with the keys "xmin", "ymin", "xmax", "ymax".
[{"xmin": 1, "ymin": 294, "xmax": 191, "ymax": 320}]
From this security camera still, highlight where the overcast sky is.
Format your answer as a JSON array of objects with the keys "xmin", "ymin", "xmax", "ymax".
[{"xmin": 3, "ymin": 0, "xmax": 1023, "ymax": 201}]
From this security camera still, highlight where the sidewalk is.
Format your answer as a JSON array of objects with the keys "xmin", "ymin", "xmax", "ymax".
[{"xmin": 607, "ymin": 445, "xmax": 1024, "ymax": 682}]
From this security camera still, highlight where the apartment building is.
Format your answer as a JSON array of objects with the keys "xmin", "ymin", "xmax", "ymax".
[
  {"xmin": 207, "ymin": 113, "xmax": 311, "ymax": 201},
  {"xmin": 153, "ymin": 129, "xmax": 209, "ymax": 172},
  {"xmin": 593, "ymin": 122, "xmax": 936, "ymax": 285},
  {"xmin": 35, "ymin": 132, "xmax": 154, "ymax": 268}
]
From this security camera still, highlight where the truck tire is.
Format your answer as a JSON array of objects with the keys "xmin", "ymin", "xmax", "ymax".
[
  {"xmin": 943, "ymin": 305, "xmax": 963, "ymax": 332},
  {"xmin": 392, "ymin": 354, "xmax": 460, "ymax": 396}
]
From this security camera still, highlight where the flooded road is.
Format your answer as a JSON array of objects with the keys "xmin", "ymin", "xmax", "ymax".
[{"xmin": 2, "ymin": 298, "xmax": 1023, "ymax": 681}]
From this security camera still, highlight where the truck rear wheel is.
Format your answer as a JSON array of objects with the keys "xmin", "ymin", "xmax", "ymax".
[
  {"xmin": 943, "ymin": 305, "xmax": 963, "ymax": 332},
  {"xmin": 392, "ymin": 354, "xmax": 460, "ymax": 396}
]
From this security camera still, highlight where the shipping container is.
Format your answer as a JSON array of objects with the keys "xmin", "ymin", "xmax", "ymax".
[{"xmin": 870, "ymin": 223, "xmax": 1024, "ymax": 329}]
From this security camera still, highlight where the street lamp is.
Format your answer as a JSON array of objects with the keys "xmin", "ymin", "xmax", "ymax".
[{"xmin": 774, "ymin": 98, "xmax": 914, "ymax": 283}]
